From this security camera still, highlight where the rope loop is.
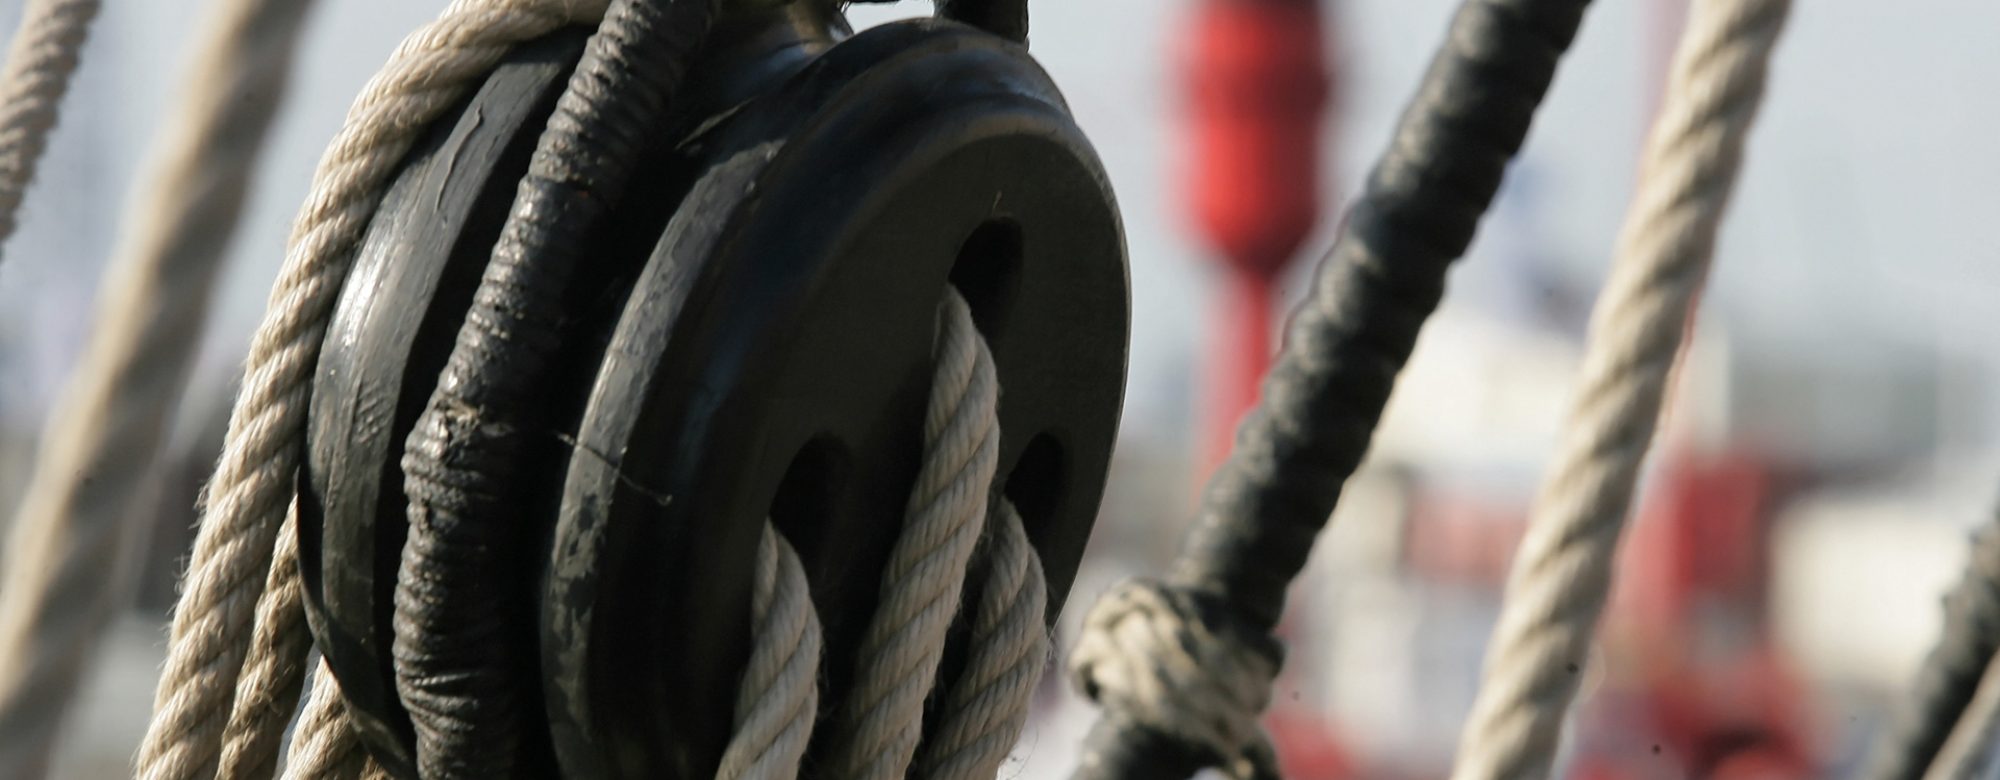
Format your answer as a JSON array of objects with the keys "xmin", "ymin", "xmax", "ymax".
[{"xmin": 1070, "ymin": 581, "xmax": 1280, "ymax": 770}]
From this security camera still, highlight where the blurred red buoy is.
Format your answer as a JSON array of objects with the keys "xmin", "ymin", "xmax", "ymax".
[{"xmin": 1184, "ymin": 0, "xmax": 1333, "ymax": 469}]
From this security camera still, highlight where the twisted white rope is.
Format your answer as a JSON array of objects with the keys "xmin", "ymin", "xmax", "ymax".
[
  {"xmin": 717, "ymin": 525, "xmax": 822, "ymax": 780},
  {"xmin": 829, "ymin": 289, "xmax": 1003, "ymax": 780},
  {"xmin": 278, "ymin": 661, "xmax": 377, "ymax": 780},
  {"xmin": 1070, "ymin": 581, "xmax": 1277, "ymax": 771},
  {"xmin": 1450, "ymin": 1, "xmax": 1789, "ymax": 777},
  {"xmin": 0, "ymin": 0, "xmax": 314, "ymax": 776},
  {"xmin": 0, "ymin": 0, "xmax": 98, "ymax": 259},
  {"xmin": 720, "ymin": 293, "xmax": 1049, "ymax": 780},
  {"xmin": 139, "ymin": 2, "xmax": 612, "ymax": 777},
  {"xmin": 916, "ymin": 497, "xmax": 1050, "ymax": 779},
  {"xmin": 220, "ymin": 508, "xmax": 315, "ymax": 780}
]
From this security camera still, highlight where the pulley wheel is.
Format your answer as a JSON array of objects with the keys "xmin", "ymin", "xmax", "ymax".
[{"xmin": 542, "ymin": 18, "xmax": 1128, "ymax": 778}]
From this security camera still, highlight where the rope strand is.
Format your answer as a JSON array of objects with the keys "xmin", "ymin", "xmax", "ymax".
[
  {"xmin": 829, "ymin": 289, "xmax": 1002, "ymax": 780},
  {"xmin": 715, "ymin": 525, "xmax": 821, "ymax": 780},
  {"xmin": 0, "ymin": 0, "xmax": 99, "ymax": 261},
  {"xmin": 1450, "ymin": 1, "xmax": 1789, "ymax": 776},
  {"xmin": 279, "ymin": 662, "xmax": 377, "ymax": 780},
  {"xmin": 916, "ymin": 497, "xmax": 1050, "ymax": 779},
  {"xmin": 218, "ymin": 508, "xmax": 316, "ymax": 779}
]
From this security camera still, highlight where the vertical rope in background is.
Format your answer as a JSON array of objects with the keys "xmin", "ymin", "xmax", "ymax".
[
  {"xmin": 0, "ymin": 0, "xmax": 99, "ymax": 262},
  {"xmin": 0, "ymin": 0, "xmax": 312, "ymax": 777},
  {"xmin": 1450, "ymin": 0, "xmax": 1790, "ymax": 776}
]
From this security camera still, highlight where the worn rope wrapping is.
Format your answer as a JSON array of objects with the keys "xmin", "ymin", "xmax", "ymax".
[
  {"xmin": 705, "ymin": 292, "xmax": 1048, "ymax": 780},
  {"xmin": 0, "ymin": 0, "xmax": 99, "ymax": 261},
  {"xmin": 1869, "ymin": 521, "xmax": 2000, "ymax": 780},
  {"xmin": 1069, "ymin": 1, "xmax": 1593, "ymax": 776},
  {"xmin": 392, "ymin": 0, "xmax": 719, "ymax": 773},
  {"xmin": 138, "ymin": 2, "xmax": 613, "ymax": 778},
  {"xmin": 0, "ymin": 1, "xmax": 314, "ymax": 776},
  {"xmin": 1451, "ymin": 1, "xmax": 1788, "ymax": 776}
]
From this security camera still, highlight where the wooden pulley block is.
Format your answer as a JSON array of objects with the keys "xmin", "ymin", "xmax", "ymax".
[
  {"xmin": 299, "ymin": 4, "xmax": 1126, "ymax": 778},
  {"xmin": 543, "ymin": 17, "xmax": 1127, "ymax": 777},
  {"xmin": 300, "ymin": 6, "xmax": 839, "ymax": 768}
]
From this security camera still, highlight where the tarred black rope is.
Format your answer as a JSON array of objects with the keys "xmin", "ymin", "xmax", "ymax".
[
  {"xmin": 1073, "ymin": 0, "xmax": 1595, "ymax": 776},
  {"xmin": 391, "ymin": 0, "xmax": 719, "ymax": 776}
]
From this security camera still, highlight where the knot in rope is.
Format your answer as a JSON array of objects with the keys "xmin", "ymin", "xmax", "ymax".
[{"xmin": 1070, "ymin": 581, "xmax": 1279, "ymax": 766}]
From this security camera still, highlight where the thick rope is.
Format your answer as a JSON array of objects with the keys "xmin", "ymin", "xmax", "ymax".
[
  {"xmin": 1868, "ymin": 521, "xmax": 2000, "ymax": 780},
  {"xmin": 715, "ymin": 525, "xmax": 821, "ymax": 780},
  {"xmin": 138, "ymin": 2, "xmax": 611, "ymax": 777},
  {"xmin": 0, "ymin": 0, "xmax": 99, "ymax": 261},
  {"xmin": 279, "ymin": 661, "xmax": 376, "ymax": 780},
  {"xmin": 916, "ymin": 497, "xmax": 1051, "ymax": 779},
  {"xmin": 219, "ymin": 509, "xmax": 315, "ymax": 780},
  {"xmin": 0, "ymin": 0, "xmax": 313, "ymax": 776},
  {"xmin": 393, "ymin": 0, "xmax": 719, "ymax": 770},
  {"xmin": 1450, "ymin": 1, "xmax": 1789, "ymax": 776},
  {"xmin": 828, "ymin": 289, "xmax": 1003, "ymax": 780}
]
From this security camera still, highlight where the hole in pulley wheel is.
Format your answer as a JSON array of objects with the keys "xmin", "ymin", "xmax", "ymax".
[{"xmin": 948, "ymin": 218, "xmax": 1024, "ymax": 336}]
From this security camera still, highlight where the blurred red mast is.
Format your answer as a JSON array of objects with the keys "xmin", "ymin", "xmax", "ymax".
[
  {"xmin": 1185, "ymin": 1, "xmax": 1351, "ymax": 775},
  {"xmin": 1186, "ymin": 0, "xmax": 1333, "ymax": 474}
]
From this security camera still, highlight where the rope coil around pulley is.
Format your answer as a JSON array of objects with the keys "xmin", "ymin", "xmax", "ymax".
[{"xmin": 138, "ymin": 0, "xmax": 1112, "ymax": 778}]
